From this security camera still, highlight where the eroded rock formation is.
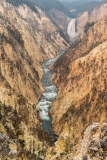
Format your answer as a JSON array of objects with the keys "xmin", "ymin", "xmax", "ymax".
[
  {"xmin": 50, "ymin": 16, "xmax": 107, "ymax": 159},
  {"xmin": 46, "ymin": 122, "xmax": 107, "ymax": 160},
  {"xmin": 0, "ymin": 0, "xmax": 69, "ymax": 159},
  {"xmin": 77, "ymin": 3, "xmax": 107, "ymax": 34}
]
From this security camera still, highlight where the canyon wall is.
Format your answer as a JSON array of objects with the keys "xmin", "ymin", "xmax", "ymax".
[
  {"xmin": 1, "ymin": 0, "xmax": 107, "ymax": 159},
  {"xmin": 50, "ymin": 16, "xmax": 107, "ymax": 159},
  {"xmin": 49, "ymin": 8, "xmax": 71, "ymax": 37},
  {"xmin": 77, "ymin": 3, "xmax": 107, "ymax": 34},
  {"xmin": 0, "ymin": 0, "xmax": 69, "ymax": 159},
  {"xmin": 0, "ymin": 0, "xmax": 69, "ymax": 118}
]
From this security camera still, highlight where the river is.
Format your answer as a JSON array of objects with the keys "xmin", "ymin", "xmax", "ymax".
[{"xmin": 37, "ymin": 50, "xmax": 65, "ymax": 142}]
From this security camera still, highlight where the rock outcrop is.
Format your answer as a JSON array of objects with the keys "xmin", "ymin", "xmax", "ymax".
[
  {"xmin": 77, "ymin": 3, "xmax": 107, "ymax": 34},
  {"xmin": 73, "ymin": 122, "xmax": 107, "ymax": 160},
  {"xmin": 77, "ymin": 11, "xmax": 89, "ymax": 34},
  {"xmin": 46, "ymin": 122, "xmax": 107, "ymax": 160},
  {"xmin": 49, "ymin": 8, "xmax": 71, "ymax": 36}
]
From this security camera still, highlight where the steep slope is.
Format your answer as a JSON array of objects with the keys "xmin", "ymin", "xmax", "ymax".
[
  {"xmin": 0, "ymin": 0, "xmax": 69, "ymax": 108},
  {"xmin": 49, "ymin": 8, "xmax": 70, "ymax": 36},
  {"xmin": 65, "ymin": 2, "xmax": 107, "ymax": 40},
  {"xmin": 0, "ymin": 0, "xmax": 69, "ymax": 159},
  {"xmin": 72, "ymin": 122, "xmax": 107, "ymax": 160},
  {"xmin": 6, "ymin": 0, "xmax": 70, "ymax": 16},
  {"xmin": 0, "ymin": 8, "xmax": 49, "ymax": 160},
  {"xmin": 50, "ymin": 16, "xmax": 107, "ymax": 159},
  {"xmin": 47, "ymin": 122, "xmax": 107, "ymax": 160},
  {"xmin": 0, "ymin": 15, "xmax": 43, "ymax": 106},
  {"xmin": 77, "ymin": 3, "xmax": 107, "ymax": 34},
  {"xmin": 0, "ymin": 14, "xmax": 48, "ymax": 160},
  {"xmin": 62, "ymin": 0, "xmax": 100, "ymax": 18},
  {"xmin": 2, "ymin": 0, "xmax": 68, "ymax": 59},
  {"xmin": 6, "ymin": 0, "xmax": 71, "ymax": 37}
]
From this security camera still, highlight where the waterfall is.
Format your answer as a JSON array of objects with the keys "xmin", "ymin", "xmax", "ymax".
[{"xmin": 67, "ymin": 19, "xmax": 79, "ymax": 41}]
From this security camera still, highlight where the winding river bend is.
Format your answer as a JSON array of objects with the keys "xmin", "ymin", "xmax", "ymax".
[{"xmin": 37, "ymin": 51, "xmax": 65, "ymax": 141}]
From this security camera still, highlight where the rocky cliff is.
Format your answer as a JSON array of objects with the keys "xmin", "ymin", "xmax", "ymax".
[
  {"xmin": 1, "ymin": 0, "xmax": 107, "ymax": 159},
  {"xmin": 47, "ymin": 122, "xmax": 107, "ymax": 160},
  {"xmin": 50, "ymin": 16, "xmax": 107, "ymax": 159},
  {"xmin": 77, "ymin": 3, "xmax": 107, "ymax": 34},
  {"xmin": 0, "ymin": 0, "xmax": 69, "ymax": 159},
  {"xmin": 49, "ymin": 8, "xmax": 70, "ymax": 36},
  {"xmin": 6, "ymin": 0, "xmax": 71, "ymax": 41},
  {"xmin": 72, "ymin": 122, "xmax": 107, "ymax": 160}
]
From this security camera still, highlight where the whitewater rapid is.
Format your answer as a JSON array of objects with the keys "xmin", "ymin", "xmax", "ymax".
[{"xmin": 37, "ymin": 51, "xmax": 65, "ymax": 141}]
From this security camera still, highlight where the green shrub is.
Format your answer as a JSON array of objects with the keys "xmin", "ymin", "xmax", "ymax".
[{"xmin": 84, "ymin": 22, "xmax": 95, "ymax": 33}]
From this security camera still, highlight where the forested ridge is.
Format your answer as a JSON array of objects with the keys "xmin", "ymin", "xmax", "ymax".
[{"xmin": 6, "ymin": 0, "xmax": 72, "ymax": 17}]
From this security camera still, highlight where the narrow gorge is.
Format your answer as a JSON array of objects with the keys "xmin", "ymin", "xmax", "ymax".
[
  {"xmin": 37, "ymin": 50, "xmax": 65, "ymax": 142},
  {"xmin": 37, "ymin": 57, "xmax": 58, "ymax": 142},
  {"xmin": 0, "ymin": 0, "xmax": 107, "ymax": 160}
]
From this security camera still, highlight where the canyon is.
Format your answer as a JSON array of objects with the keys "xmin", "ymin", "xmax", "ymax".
[
  {"xmin": 0, "ymin": 0, "xmax": 107, "ymax": 160},
  {"xmin": 50, "ymin": 14, "xmax": 107, "ymax": 160},
  {"xmin": 77, "ymin": 3, "xmax": 107, "ymax": 35},
  {"xmin": 67, "ymin": 3, "xmax": 107, "ymax": 40},
  {"xmin": 0, "ymin": 0, "xmax": 69, "ymax": 159}
]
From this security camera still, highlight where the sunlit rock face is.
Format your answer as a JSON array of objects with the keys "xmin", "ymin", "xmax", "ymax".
[
  {"xmin": 77, "ymin": 3, "xmax": 107, "ymax": 35},
  {"xmin": 46, "ymin": 122, "xmax": 107, "ymax": 160},
  {"xmin": 67, "ymin": 3, "xmax": 107, "ymax": 42},
  {"xmin": 49, "ymin": 8, "xmax": 71, "ymax": 36},
  {"xmin": 0, "ymin": 0, "xmax": 69, "ymax": 60},
  {"xmin": 77, "ymin": 11, "xmax": 89, "ymax": 34},
  {"xmin": 72, "ymin": 122, "xmax": 107, "ymax": 160},
  {"xmin": 50, "ymin": 16, "xmax": 107, "ymax": 159},
  {"xmin": 0, "ymin": 0, "xmax": 69, "ymax": 159},
  {"xmin": 0, "ymin": 1, "xmax": 44, "ymax": 107},
  {"xmin": 89, "ymin": 3, "xmax": 107, "ymax": 22}
]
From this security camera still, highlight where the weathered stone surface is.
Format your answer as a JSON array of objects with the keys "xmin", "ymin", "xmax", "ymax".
[
  {"xmin": 72, "ymin": 123, "xmax": 107, "ymax": 160},
  {"xmin": 49, "ymin": 8, "xmax": 71, "ymax": 36},
  {"xmin": 0, "ymin": 0, "xmax": 69, "ymax": 159},
  {"xmin": 77, "ymin": 3, "xmax": 107, "ymax": 35},
  {"xmin": 49, "ymin": 15, "xmax": 107, "ymax": 160},
  {"xmin": 46, "ymin": 123, "xmax": 107, "ymax": 160}
]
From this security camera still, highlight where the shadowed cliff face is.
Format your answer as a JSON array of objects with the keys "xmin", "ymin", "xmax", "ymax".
[
  {"xmin": 49, "ymin": 8, "xmax": 71, "ymax": 36},
  {"xmin": 50, "ymin": 16, "xmax": 107, "ymax": 158}
]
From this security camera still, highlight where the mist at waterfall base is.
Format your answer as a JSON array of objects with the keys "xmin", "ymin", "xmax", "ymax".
[{"xmin": 37, "ymin": 51, "xmax": 65, "ymax": 142}]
